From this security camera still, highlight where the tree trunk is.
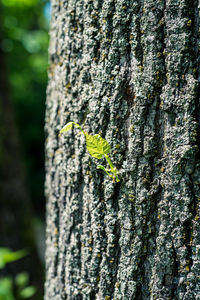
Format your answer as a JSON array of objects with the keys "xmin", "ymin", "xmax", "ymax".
[{"xmin": 45, "ymin": 0, "xmax": 200, "ymax": 299}]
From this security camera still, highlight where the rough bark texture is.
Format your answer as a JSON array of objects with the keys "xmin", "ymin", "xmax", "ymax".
[{"xmin": 45, "ymin": 0, "xmax": 200, "ymax": 299}]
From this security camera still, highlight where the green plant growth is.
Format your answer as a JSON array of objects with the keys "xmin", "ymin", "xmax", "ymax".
[
  {"xmin": 0, "ymin": 248, "xmax": 36, "ymax": 300},
  {"xmin": 60, "ymin": 122, "xmax": 120, "ymax": 182}
]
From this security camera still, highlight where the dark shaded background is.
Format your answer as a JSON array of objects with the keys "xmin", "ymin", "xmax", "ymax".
[{"xmin": 0, "ymin": 0, "xmax": 49, "ymax": 298}]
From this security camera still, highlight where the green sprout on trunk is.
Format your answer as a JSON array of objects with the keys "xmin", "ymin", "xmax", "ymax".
[{"xmin": 59, "ymin": 122, "xmax": 120, "ymax": 182}]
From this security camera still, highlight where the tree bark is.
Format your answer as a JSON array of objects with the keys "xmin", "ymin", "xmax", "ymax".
[{"xmin": 45, "ymin": 0, "xmax": 200, "ymax": 299}]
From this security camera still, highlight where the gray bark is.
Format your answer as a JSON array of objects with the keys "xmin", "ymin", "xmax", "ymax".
[{"xmin": 45, "ymin": 0, "xmax": 200, "ymax": 299}]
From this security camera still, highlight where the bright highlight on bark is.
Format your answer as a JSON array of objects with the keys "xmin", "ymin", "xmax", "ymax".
[{"xmin": 60, "ymin": 121, "xmax": 120, "ymax": 182}]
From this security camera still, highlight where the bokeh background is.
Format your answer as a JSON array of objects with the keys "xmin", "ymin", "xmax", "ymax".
[{"xmin": 0, "ymin": 0, "xmax": 49, "ymax": 298}]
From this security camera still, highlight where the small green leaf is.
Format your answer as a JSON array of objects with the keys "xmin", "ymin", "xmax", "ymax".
[
  {"xmin": 97, "ymin": 165, "xmax": 106, "ymax": 171},
  {"xmin": 59, "ymin": 121, "xmax": 74, "ymax": 133},
  {"xmin": 97, "ymin": 165, "xmax": 114, "ymax": 179},
  {"xmin": 86, "ymin": 134, "xmax": 110, "ymax": 159},
  {"xmin": 60, "ymin": 121, "xmax": 86, "ymax": 136},
  {"xmin": 19, "ymin": 286, "xmax": 36, "ymax": 299}
]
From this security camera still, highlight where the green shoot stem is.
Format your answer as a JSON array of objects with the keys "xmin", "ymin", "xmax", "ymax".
[
  {"xmin": 75, "ymin": 123, "xmax": 86, "ymax": 136},
  {"xmin": 104, "ymin": 154, "xmax": 120, "ymax": 182},
  {"xmin": 104, "ymin": 154, "xmax": 114, "ymax": 170}
]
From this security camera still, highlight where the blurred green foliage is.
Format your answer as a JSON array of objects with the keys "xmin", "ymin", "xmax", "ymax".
[
  {"xmin": 0, "ymin": 248, "xmax": 36, "ymax": 300},
  {"xmin": 1, "ymin": 0, "xmax": 49, "ymax": 216},
  {"xmin": 0, "ymin": 248, "xmax": 27, "ymax": 269},
  {"xmin": 0, "ymin": 277, "xmax": 15, "ymax": 300},
  {"xmin": 2, "ymin": 0, "xmax": 38, "ymax": 6}
]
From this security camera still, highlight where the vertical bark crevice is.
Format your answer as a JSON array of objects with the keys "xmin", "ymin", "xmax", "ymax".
[
  {"xmin": 108, "ymin": 183, "xmax": 121, "ymax": 298},
  {"xmin": 134, "ymin": 0, "xmax": 144, "ymax": 66}
]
